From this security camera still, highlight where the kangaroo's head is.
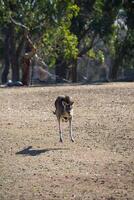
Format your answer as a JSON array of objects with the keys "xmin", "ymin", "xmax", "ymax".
[{"xmin": 62, "ymin": 96, "xmax": 74, "ymax": 114}]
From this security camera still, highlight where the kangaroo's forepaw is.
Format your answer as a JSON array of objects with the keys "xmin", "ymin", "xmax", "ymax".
[
  {"xmin": 71, "ymin": 138, "xmax": 74, "ymax": 142},
  {"xmin": 60, "ymin": 138, "xmax": 63, "ymax": 143}
]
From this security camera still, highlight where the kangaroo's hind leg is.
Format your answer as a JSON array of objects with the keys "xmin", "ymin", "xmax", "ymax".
[
  {"xmin": 58, "ymin": 117, "xmax": 63, "ymax": 142},
  {"xmin": 69, "ymin": 117, "xmax": 74, "ymax": 142}
]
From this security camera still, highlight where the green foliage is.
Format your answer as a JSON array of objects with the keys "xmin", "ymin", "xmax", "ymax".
[
  {"xmin": 87, "ymin": 49, "xmax": 104, "ymax": 64},
  {"xmin": 38, "ymin": 1, "xmax": 79, "ymax": 67},
  {"xmin": 61, "ymin": 27, "xmax": 78, "ymax": 59},
  {"xmin": 97, "ymin": 50, "xmax": 105, "ymax": 63},
  {"xmin": 87, "ymin": 49, "xmax": 96, "ymax": 59},
  {"xmin": 42, "ymin": 25, "xmax": 78, "ymax": 67},
  {"xmin": 93, "ymin": 0, "xmax": 104, "ymax": 20},
  {"xmin": 122, "ymin": 29, "xmax": 134, "ymax": 69}
]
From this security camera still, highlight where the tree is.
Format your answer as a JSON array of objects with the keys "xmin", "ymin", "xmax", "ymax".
[{"xmin": 0, "ymin": 0, "xmax": 79, "ymax": 84}]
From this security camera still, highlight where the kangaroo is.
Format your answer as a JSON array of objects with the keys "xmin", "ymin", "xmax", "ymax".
[{"xmin": 54, "ymin": 95, "xmax": 74, "ymax": 142}]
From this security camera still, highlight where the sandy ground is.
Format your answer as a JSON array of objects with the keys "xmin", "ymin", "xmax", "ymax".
[{"xmin": 0, "ymin": 82, "xmax": 134, "ymax": 200}]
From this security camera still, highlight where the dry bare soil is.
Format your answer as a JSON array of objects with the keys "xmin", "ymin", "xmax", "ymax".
[{"xmin": 0, "ymin": 83, "xmax": 134, "ymax": 200}]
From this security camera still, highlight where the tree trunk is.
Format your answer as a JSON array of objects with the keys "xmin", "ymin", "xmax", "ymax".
[
  {"xmin": 10, "ymin": 24, "xmax": 20, "ymax": 82},
  {"xmin": 72, "ymin": 60, "xmax": 77, "ymax": 82},
  {"xmin": 55, "ymin": 58, "xmax": 67, "ymax": 83},
  {"xmin": 55, "ymin": 58, "xmax": 77, "ymax": 83},
  {"xmin": 1, "ymin": 28, "xmax": 10, "ymax": 84},
  {"xmin": 110, "ymin": 40, "xmax": 127, "ymax": 81},
  {"xmin": 21, "ymin": 36, "xmax": 36, "ymax": 86},
  {"xmin": 21, "ymin": 58, "xmax": 30, "ymax": 85},
  {"xmin": 110, "ymin": 57, "xmax": 120, "ymax": 81}
]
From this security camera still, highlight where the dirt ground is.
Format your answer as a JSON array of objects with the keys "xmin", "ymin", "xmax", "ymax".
[{"xmin": 0, "ymin": 82, "xmax": 134, "ymax": 200}]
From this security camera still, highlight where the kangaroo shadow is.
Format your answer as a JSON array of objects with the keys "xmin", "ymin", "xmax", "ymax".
[{"xmin": 16, "ymin": 146, "xmax": 68, "ymax": 156}]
